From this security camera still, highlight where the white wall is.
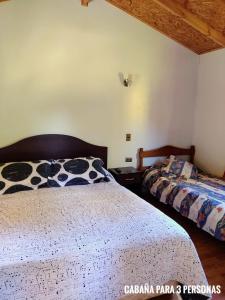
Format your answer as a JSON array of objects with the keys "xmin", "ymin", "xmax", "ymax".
[
  {"xmin": 193, "ymin": 49, "xmax": 225, "ymax": 177},
  {"xmin": 0, "ymin": 0, "xmax": 198, "ymax": 168}
]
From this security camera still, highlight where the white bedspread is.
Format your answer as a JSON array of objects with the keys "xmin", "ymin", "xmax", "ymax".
[{"xmin": 0, "ymin": 182, "xmax": 208, "ymax": 300}]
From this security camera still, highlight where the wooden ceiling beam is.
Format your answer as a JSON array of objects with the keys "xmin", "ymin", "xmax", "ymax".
[
  {"xmin": 81, "ymin": 0, "xmax": 90, "ymax": 6},
  {"xmin": 153, "ymin": 0, "xmax": 225, "ymax": 47}
]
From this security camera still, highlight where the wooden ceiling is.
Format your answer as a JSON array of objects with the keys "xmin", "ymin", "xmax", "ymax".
[
  {"xmin": 1, "ymin": 0, "xmax": 225, "ymax": 54},
  {"xmin": 82, "ymin": 0, "xmax": 225, "ymax": 54}
]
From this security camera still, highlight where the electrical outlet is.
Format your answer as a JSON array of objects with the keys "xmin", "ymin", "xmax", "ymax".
[
  {"xmin": 125, "ymin": 157, "xmax": 132, "ymax": 162},
  {"xmin": 126, "ymin": 133, "xmax": 131, "ymax": 141}
]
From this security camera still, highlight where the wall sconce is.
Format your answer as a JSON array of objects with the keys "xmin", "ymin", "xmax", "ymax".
[{"xmin": 119, "ymin": 73, "xmax": 133, "ymax": 87}]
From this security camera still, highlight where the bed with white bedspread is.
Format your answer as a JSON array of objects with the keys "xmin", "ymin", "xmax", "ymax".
[{"xmin": 0, "ymin": 181, "xmax": 208, "ymax": 300}]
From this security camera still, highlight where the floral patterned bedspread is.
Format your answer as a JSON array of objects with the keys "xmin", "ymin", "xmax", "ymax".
[{"xmin": 143, "ymin": 168, "xmax": 225, "ymax": 241}]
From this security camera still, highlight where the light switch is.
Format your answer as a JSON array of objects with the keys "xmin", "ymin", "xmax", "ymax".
[
  {"xmin": 126, "ymin": 133, "xmax": 131, "ymax": 141},
  {"xmin": 125, "ymin": 157, "xmax": 132, "ymax": 162}
]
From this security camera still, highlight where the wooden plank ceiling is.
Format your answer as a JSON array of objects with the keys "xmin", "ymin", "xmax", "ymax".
[
  {"xmin": 1, "ymin": 0, "xmax": 225, "ymax": 54},
  {"xmin": 105, "ymin": 0, "xmax": 225, "ymax": 54}
]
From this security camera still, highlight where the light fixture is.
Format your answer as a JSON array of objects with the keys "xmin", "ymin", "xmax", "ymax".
[{"xmin": 119, "ymin": 72, "xmax": 133, "ymax": 87}]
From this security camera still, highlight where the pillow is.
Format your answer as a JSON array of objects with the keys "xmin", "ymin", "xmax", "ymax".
[
  {"xmin": 102, "ymin": 167, "xmax": 115, "ymax": 182},
  {"xmin": 153, "ymin": 158, "xmax": 170, "ymax": 169},
  {"xmin": 48, "ymin": 157, "xmax": 109, "ymax": 187},
  {"xmin": 162, "ymin": 155, "xmax": 198, "ymax": 179},
  {"xmin": 0, "ymin": 160, "xmax": 51, "ymax": 195},
  {"xmin": 161, "ymin": 155, "xmax": 176, "ymax": 173}
]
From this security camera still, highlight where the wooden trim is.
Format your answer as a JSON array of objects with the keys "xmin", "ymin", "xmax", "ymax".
[
  {"xmin": 0, "ymin": 134, "xmax": 108, "ymax": 168},
  {"xmin": 138, "ymin": 145, "xmax": 195, "ymax": 171},
  {"xmin": 81, "ymin": 0, "xmax": 90, "ymax": 6},
  {"xmin": 153, "ymin": 0, "xmax": 225, "ymax": 48}
]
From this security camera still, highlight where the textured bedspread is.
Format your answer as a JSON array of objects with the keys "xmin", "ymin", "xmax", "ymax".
[
  {"xmin": 0, "ymin": 182, "xmax": 208, "ymax": 300},
  {"xmin": 143, "ymin": 168, "xmax": 225, "ymax": 241}
]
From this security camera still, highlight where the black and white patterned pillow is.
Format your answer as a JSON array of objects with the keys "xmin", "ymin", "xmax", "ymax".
[
  {"xmin": 0, "ymin": 160, "xmax": 51, "ymax": 195},
  {"xmin": 48, "ymin": 157, "xmax": 108, "ymax": 187}
]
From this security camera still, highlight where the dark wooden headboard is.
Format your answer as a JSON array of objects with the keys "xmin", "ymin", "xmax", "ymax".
[
  {"xmin": 138, "ymin": 145, "xmax": 195, "ymax": 171},
  {"xmin": 0, "ymin": 134, "xmax": 108, "ymax": 168}
]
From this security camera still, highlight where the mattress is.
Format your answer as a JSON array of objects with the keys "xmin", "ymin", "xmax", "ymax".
[
  {"xmin": 143, "ymin": 167, "xmax": 225, "ymax": 241},
  {"xmin": 0, "ymin": 181, "xmax": 208, "ymax": 299}
]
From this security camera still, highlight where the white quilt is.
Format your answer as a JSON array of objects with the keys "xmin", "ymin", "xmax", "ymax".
[{"xmin": 0, "ymin": 182, "xmax": 208, "ymax": 300}]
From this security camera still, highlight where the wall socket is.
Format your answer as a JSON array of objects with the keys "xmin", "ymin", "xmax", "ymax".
[
  {"xmin": 126, "ymin": 133, "xmax": 131, "ymax": 141},
  {"xmin": 125, "ymin": 157, "xmax": 132, "ymax": 162}
]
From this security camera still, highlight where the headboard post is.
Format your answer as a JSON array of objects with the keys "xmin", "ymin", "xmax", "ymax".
[
  {"xmin": 138, "ymin": 148, "xmax": 144, "ymax": 171},
  {"xmin": 190, "ymin": 145, "xmax": 195, "ymax": 164}
]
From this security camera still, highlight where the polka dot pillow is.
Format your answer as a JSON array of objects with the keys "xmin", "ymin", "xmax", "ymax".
[
  {"xmin": 48, "ymin": 157, "xmax": 109, "ymax": 187},
  {"xmin": 0, "ymin": 160, "xmax": 51, "ymax": 195}
]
